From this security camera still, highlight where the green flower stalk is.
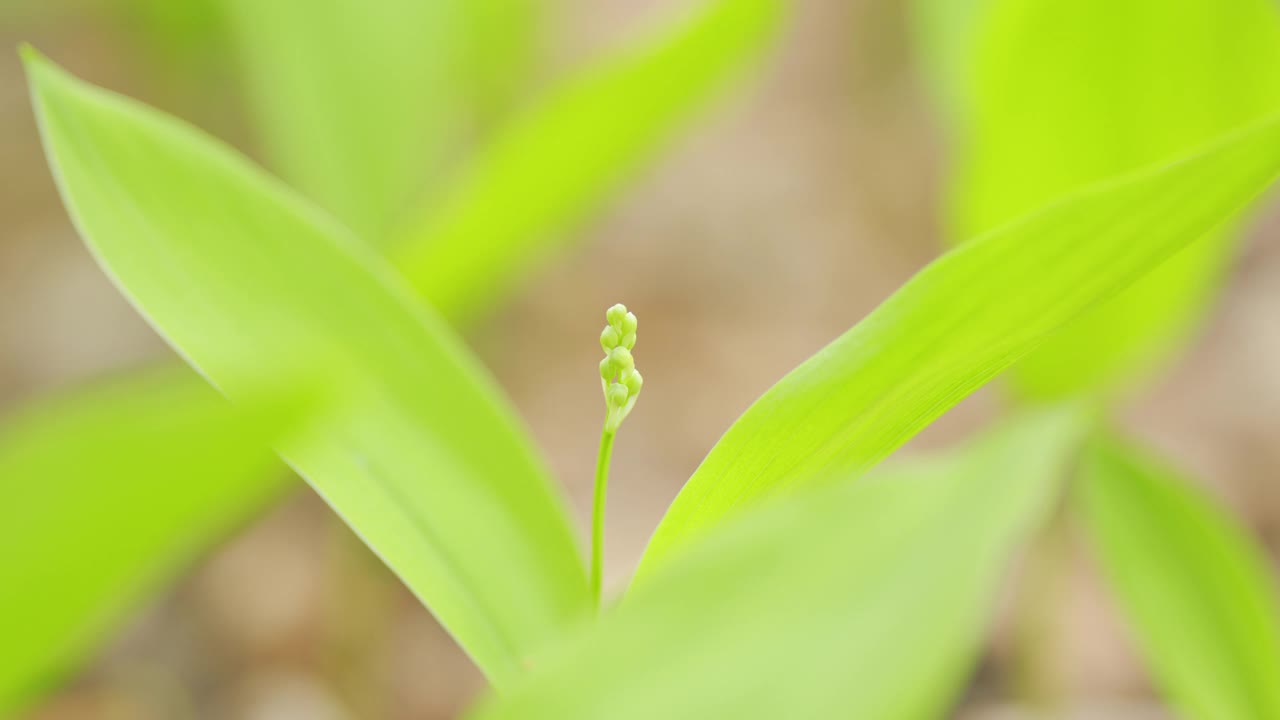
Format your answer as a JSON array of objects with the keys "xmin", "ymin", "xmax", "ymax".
[{"xmin": 592, "ymin": 303, "xmax": 642, "ymax": 608}]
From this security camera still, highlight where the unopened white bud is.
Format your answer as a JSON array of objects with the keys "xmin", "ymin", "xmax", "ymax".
[
  {"xmin": 610, "ymin": 346, "xmax": 634, "ymax": 374},
  {"xmin": 607, "ymin": 382, "xmax": 629, "ymax": 408},
  {"xmin": 601, "ymin": 326, "xmax": 620, "ymax": 350},
  {"xmin": 625, "ymin": 370, "xmax": 643, "ymax": 396},
  {"xmin": 606, "ymin": 303, "xmax": 628, "ymax": 328},
  {"xmin": 597, "ymin": 304, "xmax": 642, "ymax": 430}
]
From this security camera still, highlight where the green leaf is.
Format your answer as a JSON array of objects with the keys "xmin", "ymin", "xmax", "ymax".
[
  {"xmin": 468, "ymin": 408, "xmax": 1082, "ymax": 720},
  {"xmin": 392, "ymin": 0, "xmax": 784, "ymax": 321},
  {"xmin": 218, "ymin": 0, "xmax": 470, "ymax": 240},
  {"xmin": 2, "ymin": 1, "xmax": 547, "ymax": 696},
  {"xmin": 453, "ymin": 0, "xmax": 544, "ymax": 122},
  {"xmin": 940, "ymin": 0, "xmax": 1280, "ymax": 399},
  {"xmin": 1077, "ymin": 434, "xmax": 1280, "ymax": 718},
  {"xmin": 639, "ymin": 112, "xmax": 1280, "ymax": 571},
  {"xmin": 12, "ymin": 0, "xmax": 763, "ymax": 686},
  {"xmin": 24, "ymin": 49, "xmax": 589, "ymax": 687},
  {"xmin": 0, "ymin": 368, "xmax": 288, "ymax": 716}
]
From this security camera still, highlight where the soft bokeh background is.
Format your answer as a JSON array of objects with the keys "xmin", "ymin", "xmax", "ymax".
[{"xmin": 3, "ymin": 1, "xmax": 1280, "ymax": 718}]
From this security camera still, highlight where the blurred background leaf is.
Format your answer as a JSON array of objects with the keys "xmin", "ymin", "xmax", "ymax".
[
  {"xmin": 468, "ymin": 408, "xmax": 1081, "ymax": 720},
  {"xmin": 218, "ymin": 0, "xmax": 477, "ymax": 241},
  {"xmin": 0, "ymin": 368, "xmax": 289, "ymax": 716},
  {"xmin": 924, "ymin": 0, "xmax": 1280, "ymax": 399},
  {"xmin": 393, "ymin": 0, "xmax": 784, "ymax": 321},
  {"xmin": 26, "ymin": 52, "xmax": 590, "ymax": 687},
  {"xmin": 452, "ymin": 0, "xmax": 544, "ymax": 124},
  {"xmin": 1077, "ymin": 434, "xmax": 1280, "ymax": 718},
  {"xmin": 640, "ymin": 114, "xmax": 1280, "ymax": 570}
]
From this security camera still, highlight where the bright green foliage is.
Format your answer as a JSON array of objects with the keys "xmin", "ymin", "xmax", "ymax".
[
  {"xmin": 393, "ymin": 0, "xmax": 784, "ymax": 321},
  {"xmin": 218, "ymin": 0, "xmax": 465, "ymax": 240},
  {"xmin": 7, "ymin": 0, "xmax": 783, "ymax": 695},
  {"xmin": 469, "ymin": 409, "xmax": 1082, "ymax": 720},
  {"xmin": 639, "ymin": 114, "xmax": 1280, "ymax": 570},
  {"xmin": 454, "ymin": 0, "xmax": 543, "ymax": 121},
  {"xmin": 940, "ymin": 0, "xmax": 1280, "ymax": 399},
  {"xmin": 24, "ymin": 51, "xmax": 590, "ymax": 687},
  {"xmin": 1077, "ymin": 435, "xmax": 1280, "ymax": 719},
  {"xmin": 0, "ymin": 368, "xmax": 288, "ymax": 716}
]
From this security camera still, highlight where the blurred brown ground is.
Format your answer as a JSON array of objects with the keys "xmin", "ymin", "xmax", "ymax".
[{"xmin": 2, "ymin": 0, "xmax": 1278, "ymax": 718}]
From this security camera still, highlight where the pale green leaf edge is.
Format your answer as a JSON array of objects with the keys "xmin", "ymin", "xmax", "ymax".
[
  {"xmin": 1077, "ymin": 434, "xmax": 1280, "ymax": 718},
  {"xmin": 467, "ymin": 407, "xmax": 1085, "ymax": 719},
  {"xmin": 637, "ymin": 111, "xmax": 1280, "ymax": 574}
]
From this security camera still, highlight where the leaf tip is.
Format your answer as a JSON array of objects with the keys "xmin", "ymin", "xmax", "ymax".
[
  {"xmin": 17, "ymin": 42, "xmax": 39, "ymax": 63},
  {"xmin": 17, "ymin": 43, "xmax": 50, "ymax": 75},
  {"xmin": 17, "ymin": 44, "xmax": 65, "ymax": 97}
]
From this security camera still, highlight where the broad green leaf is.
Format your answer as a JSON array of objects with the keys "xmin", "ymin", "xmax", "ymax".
[
  {"xmin": 219, "ymin": 0, "xmax": 465, "ymax": 240},
  {"xmin": 0, "ymin": 368, "xmax": 288, "ymax": 716},
  {"xmin": 6, "ymin": 0, "xmax": 766, "ymax": 688},
  {"xmin": 1077, "ymin": 435, "xmax": 1280, "ymax": 718},
  {"xmin": 639, "ymin": 113, "xmax": 1280, "ymax": 571},
  {"xmin": 24, "ymin": 50, "xmax": 590, "ymax": 687},
  {"xmin": 943, "ymin": 0, "xmax": 1280, "ymax": 399},
  {"xmin": 392, "ymin": 0, "xmax": 783, "ymax": 321},
  {"xmin": 469, "ymin": 409, "xmax": 1082, "ymax": 720}
]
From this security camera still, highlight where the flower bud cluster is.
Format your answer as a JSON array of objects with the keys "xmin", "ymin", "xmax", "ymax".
[{"xmin": 599, "ymin": 303, "xmax": 641, "ymax": 431}]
